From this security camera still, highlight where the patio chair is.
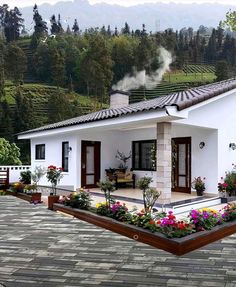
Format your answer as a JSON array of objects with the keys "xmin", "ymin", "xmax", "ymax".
[{"xmin": 105, "ymin": 169, "xmax": 136, "ymax": 190}]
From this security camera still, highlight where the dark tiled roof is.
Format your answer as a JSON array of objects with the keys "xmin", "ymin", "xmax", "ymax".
[{"xmin": 18, "ymin": 79, "xmax": 236, "ymax": 136}]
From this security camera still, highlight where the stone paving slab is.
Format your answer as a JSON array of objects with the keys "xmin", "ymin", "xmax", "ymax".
[{"xmin": 0, "ymin": 196, "xmax": 236, "ymax": 286}]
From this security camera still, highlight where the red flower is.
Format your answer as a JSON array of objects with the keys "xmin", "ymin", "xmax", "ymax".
[
  {"xmin": 156, "ymin": 220, "xmax": 161, "ymax": 225},
  {"xmin": 149, "ymin": 219, "xmax": 155, "ymax": 225},
  {"xmin": 168, "ymin": 214, "xmax": 176, "ymax": 220},
  {"xmin": 223, "ymin": 183, "xmax": 228, "ymax": 188}
]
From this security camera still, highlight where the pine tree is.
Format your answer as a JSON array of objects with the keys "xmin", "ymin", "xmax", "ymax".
[
  {"xmin": 14, "ymin": 89, "xmax": 37, "ymax": 133},
  {"xmin": 0, "ymin": 100, "xmax": 13, "ymax": 141},
  {"xmin": 215, "ymin": 60, "xmax": 229, "ymax": 81},
  {"xmin": 122, "ymin": 22, "xmax": 130, "ymax": 35},
  {"xmin": 3, "ymin": 6, "xmax": 24, "ymax": 42},
  {"xmin": 49, "ymin": 46, "xmax": 66, "ymax": 87},
  {"xmin": 48, "ymin": 89, "xmax": 72, "ymax": 123},
  {"xmin": 33, "ymin": 4, "xmax": 48, "ymax": 38},
  {"xmin": 0, "ymin": 38, "xmax": 5, "ymax": 98},
  {"xmin": 50, "ymin": 14, "xmax": 60, "ymax": 35},
  {"xmin": 66, "ymin": 25, "xmax": 71, "ymax": 34},
  {"xmin": 57, "ymin": 14, "xmax": 64, "ymax": 34},
  {"xmin": 4, "ymin": 42, "xmax": 27, "ymax": 85},
  {"xmin": 72, "ymin": 19, "xmax": 79, "ymax": 35}
]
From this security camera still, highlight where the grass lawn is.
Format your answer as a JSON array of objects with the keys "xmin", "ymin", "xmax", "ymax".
[{"xmin": 163, "ymin": 72, "xmax": 216, "ymax": 83}]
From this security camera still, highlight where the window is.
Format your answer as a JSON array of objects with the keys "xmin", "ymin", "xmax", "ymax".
[
  {"xmin": 35, "ymin": 144, "xmax": 45, "ymax": 160},
  {"xmin": 132, "ymin": 140, "xmax": 156, "ymax": 171},
  {"xmin": 62, "ymin": 142, "xmax": 69, "ymax": 172}
]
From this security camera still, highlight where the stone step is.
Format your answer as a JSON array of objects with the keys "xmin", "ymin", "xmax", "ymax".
[{"xmin": 169, "ymin": 197, "xmax": 222, "ymax": 215}]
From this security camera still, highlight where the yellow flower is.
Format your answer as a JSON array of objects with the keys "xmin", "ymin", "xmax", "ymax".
[
  {"xmin": 199, "ymin": 207, "xmax": 217, "ymax": 213},
  {"xmin": 96, "ymin": 202, "xmax": 106, "ymax": 208}
]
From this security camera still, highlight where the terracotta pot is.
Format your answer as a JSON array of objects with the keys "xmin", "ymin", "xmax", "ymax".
[
  {"xmin": 48, "ymin": 195, "xmax": 60, "ymax": 210},
  {"xmin": 31, "ymin": 192, "xmax": 42, "ymax": 203}
]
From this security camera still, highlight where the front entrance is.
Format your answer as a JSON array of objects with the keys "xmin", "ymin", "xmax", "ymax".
[
  {"xmin": 172, "ymin": 137, "xmax": 191, "ymax": 193},
  {"xmin": 81, "ymin": 141, "xmax": 101, "ymax": 188}
]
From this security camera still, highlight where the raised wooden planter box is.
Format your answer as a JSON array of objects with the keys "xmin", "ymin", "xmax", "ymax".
[
  {"xmin": 53, "ymin": 203, "xmax": 236, "ymax": 256},
  {"xmin": 12, "ymin": 192, "xmax": 41, "ymax": 203}
]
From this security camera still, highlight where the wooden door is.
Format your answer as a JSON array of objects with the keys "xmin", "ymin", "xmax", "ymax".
[
  {"xmin": 81, "ymin": 141, "xmax": 101, "ymax": 188},
  {"xmin": 172, "ymin": 137, "xmax": 191, "ymax": 193}
]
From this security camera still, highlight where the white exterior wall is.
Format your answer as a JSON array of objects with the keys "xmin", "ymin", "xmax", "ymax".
[
  {"xmin": 178, "ymin": 90, "xmax": 236, "ymax": 187},
  {"xmin": 76, "ymin": 130, "xmax": 125, "ymax": 187},
  {"xmin": 172, "ymin": 125, "xmax": 218, "ymax": 194},
  {"xmin": 31, "ymin": 134, "xmax": 78, "ymax": 190}
]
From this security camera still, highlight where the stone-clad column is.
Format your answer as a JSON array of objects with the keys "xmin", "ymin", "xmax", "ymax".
[{"xmin": 156, "ymin": 122, "xmax": 172, "ymax": 204}]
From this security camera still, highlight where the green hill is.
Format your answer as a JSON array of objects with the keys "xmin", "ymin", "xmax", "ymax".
[{"xmin": 4, "ymin": 82, "xmax": 106, "ymax": 129}]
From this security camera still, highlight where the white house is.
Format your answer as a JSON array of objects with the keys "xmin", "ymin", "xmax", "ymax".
[{"xmin": 18, "ymin": 79, "xmax": 236, "ymax": 203}]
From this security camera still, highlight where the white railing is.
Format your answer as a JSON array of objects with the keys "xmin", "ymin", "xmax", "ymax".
[{"xmin": 0, "ymin": 166, "xmax": 31, "ymax": 182}]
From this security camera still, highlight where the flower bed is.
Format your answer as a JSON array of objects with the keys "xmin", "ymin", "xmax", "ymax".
[
  {"xmin": 53, "ymin": 190, "xmax": 236, "ymax": 255},
  {"xmin": 53, "ymin": 203, "xmax": 236, "ymax": 256}
]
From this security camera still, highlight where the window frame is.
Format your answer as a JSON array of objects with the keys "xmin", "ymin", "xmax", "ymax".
[
  {"xmin": 132, "ymin": 139, "xmax": 156, "ymax": 171},
  {"xmin": 35, "ymin": 144, "xmax": 45, "ymax": 160},
  {"xmin": 62, "ymin": 141, "xmax": 69, "ymax": 172}
]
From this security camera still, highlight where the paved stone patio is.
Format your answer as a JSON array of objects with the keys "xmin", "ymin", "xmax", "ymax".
[{"xmin": 0, "ymin": 196, "xmax": 236, "ymax": 287}]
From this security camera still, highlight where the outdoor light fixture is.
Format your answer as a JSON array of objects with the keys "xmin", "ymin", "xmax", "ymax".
[
  {"xmin": 199, "ymin": 142, "xmax": 205, "ymax": 149},
  {"xmin": 229, "ymin": 143, "xmax": 236, "ymax": 150}
]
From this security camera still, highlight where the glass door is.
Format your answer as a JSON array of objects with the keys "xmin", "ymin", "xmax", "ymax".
[
  {"xmin": 172, "ymin": 137, "xmax": 191, "ymax": 193},
  {"xmin": 81, "ymin": 141, "xmax": 101, "ymax": 188}
]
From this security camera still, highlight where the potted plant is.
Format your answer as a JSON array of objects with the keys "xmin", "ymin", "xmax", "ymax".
[
  {"xmin": 115, "ymin": 150, "xmax": 131, "ymax": 171},
  {"xmin": 46, "ymin": 165, "xmax": 64, "ymax": 209},
  {"xmin": 192, "ymin": 176, "xmax": 205, "ymax": 196}
]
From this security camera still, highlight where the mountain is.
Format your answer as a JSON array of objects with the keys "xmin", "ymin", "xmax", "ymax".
[{"xmin": 21, "ymin": 0, "xmax": 235, "ymax": 33}]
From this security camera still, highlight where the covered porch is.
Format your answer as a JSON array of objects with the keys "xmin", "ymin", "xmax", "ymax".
[{"xmin": 78, "ymin": 120, "xmax": 218, "ymax": 204}]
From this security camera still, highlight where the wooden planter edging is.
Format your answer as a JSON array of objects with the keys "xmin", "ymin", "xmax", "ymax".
[
  {"xmin": 6, "ymin": 192, "xmax": 42, "ymax": 203},
  {"xmin": 53, "ymin": 203, "xmax": 236, "ymax": 256}
]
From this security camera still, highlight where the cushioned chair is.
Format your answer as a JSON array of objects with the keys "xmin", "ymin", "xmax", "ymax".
[{"xmin": 105, "ymin": 169, "xmax": 136, "ymax": 190}]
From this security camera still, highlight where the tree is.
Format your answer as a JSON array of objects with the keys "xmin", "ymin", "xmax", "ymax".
[
  {"xmin": 33, "ymin": 43, "xmax": 51, "ymax": 82},
  {"xmin": 215, "ymin": 60, "xmax": 229, "ymax": 81},
  {"xmin": 33, "ymin": 4, "xmax": 48, "ymax": 38},
  {"xmin": 0, "ymin": 38, "xmax": 5, "ymax": 98},
  {"xmin": 77, "ymin": 33, "xmax": 113, "ymax": 100},
  {"xmin": 111, "ymin": 35, "xmax": 136, "ymax": 83},
  {"xmin": 14, "ymin": 89, "xmax": 37, "ymax": 133},
  {"xmin": 49, "ymin": 45, "xmax": 66, "ymax": 86},
  {"xmin": 72, "ymin": 19, "xmax": 79, "ymax": 35},
  {"xmin": 122, "ymin": 22, "xmax": 130, "ymax": 35},
  {"xmin": 0, "ymin": 138, "xmax": 21, "ymax": 165},
  {"xmin": 4, "ymin": 42, "xmax": 27, "ymax": 85},
  {"xmin": 48, "ymin": 89, "xmax": 73, "ymax": 123},
  {"xmin": 222, "ymin": 10, "xmax": 236, "ymax": 31},
  {"xmin": 3, "ymin": 6, "xmax": 24, "ymax": 42},
  {"xmin": 0, "ymin": 100, "xmax": 13, "ymax": 141},
  {"xmin": 50, "ymin": 14, "xmax": 63, "ymax": 35},
  {"xmin": 205, "ymin": 28, "xmax": 217, "ymax": 62}
]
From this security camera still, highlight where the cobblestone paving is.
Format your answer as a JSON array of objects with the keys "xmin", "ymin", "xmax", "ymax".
[{"xmin": 0, "ymin": 196, "xmax": 236, "ymax": 287}]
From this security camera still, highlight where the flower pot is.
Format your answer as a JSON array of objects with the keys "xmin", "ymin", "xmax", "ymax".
[
  {"xmin": 196, "ymin": 189, "xmax": 204, "ymax": 196},
  {"xmin": 48, "ymin": 195, "xmax": 60, "ymax": 210},
  {"xmin": 31, "ymin": 192, "xmax": 42, "ymax": 203}
]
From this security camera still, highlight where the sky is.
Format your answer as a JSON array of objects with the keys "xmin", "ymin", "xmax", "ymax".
[{"xmin": 0, "ymin": 0, "xmax": 236, "ymax": 8}]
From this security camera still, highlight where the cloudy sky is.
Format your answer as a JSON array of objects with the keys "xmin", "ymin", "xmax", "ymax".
[{"xmin": 0, "ymin": 0, "xmax": 236, "ymax": 8}]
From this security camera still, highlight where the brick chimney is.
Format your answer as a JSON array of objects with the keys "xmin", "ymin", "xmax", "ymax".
[{"xmin": 109, "ymin": 90, "xmax": 130, "ymax": 109}]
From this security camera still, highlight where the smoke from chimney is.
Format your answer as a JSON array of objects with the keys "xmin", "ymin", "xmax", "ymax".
[{"xmin": 112, "ymin": 47, "xmax": 172, "ymax": 92}]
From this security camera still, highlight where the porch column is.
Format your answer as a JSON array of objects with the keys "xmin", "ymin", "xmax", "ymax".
[{"xmin": 156, "ymin": 122, "xmax": 172, "ymax": 204}]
